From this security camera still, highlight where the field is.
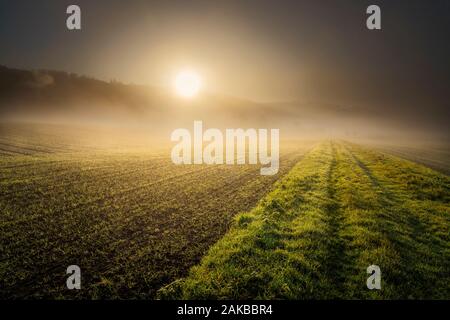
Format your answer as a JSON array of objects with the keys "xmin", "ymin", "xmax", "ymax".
[
  {"xmin": 159, "ymin": 141, "xmax": 450, "ymax": 299},
  {"xmin": 0, "ymin": 124, "xmax": 311, "ymax": 298},
  {"xmin": 1, "ymin": 124, "xmax": 449, "ymax": 299},
  {"xmin": 370, "ymin": 143, "xmax": 450, "ymax": 175}
]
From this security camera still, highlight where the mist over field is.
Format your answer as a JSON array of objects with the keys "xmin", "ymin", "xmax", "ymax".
[
  {"xmin": 0, "ymin": 0, "xmax": 449, "ymax": 301},
  {"xmin": 1, "ymin": 65, "xmax": 447, "ymax": 147}
]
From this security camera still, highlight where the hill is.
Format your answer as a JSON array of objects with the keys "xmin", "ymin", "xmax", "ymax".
[{"xmin": 1, "ymin": 65, "xmax": 437, "ymax": 142}]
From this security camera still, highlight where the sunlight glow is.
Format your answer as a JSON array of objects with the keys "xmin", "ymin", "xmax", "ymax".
[{"xmin": 174, "ymin": 70, "xmax": 202, "ymax": 98}]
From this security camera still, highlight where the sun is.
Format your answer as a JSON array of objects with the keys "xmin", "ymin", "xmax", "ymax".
[{"xmin": 174, "ymin": 70, "xmax": 202, "ymax": 98}]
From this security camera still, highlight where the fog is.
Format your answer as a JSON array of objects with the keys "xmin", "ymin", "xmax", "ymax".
[{"xmin": 0, "ymin": 65, "xmax": 447, "ymax": 150}]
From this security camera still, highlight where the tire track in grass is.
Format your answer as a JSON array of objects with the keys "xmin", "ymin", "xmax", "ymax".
[
  {"xmin": 156, "ymin": 142, "xmax": 339, "ymax": 299},
  {"xmin": 318, "ymin": 141, "xmax": 354, "ymax": 298},
  {"xmin": 159, "ymin": 141, "xmax": 449, "ymax": 299},
  {"xmin": 331, "ymin": 142, "xmax": 405, "ymax": 298},
  {"xmin": 344, "ymin": 142, "xmax": 450, "ymax": 299}
]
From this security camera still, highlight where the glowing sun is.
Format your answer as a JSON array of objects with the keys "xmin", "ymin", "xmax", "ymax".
[{"xmin": 174, "ymin": 70, "xmax": 202, "ymax": 98}]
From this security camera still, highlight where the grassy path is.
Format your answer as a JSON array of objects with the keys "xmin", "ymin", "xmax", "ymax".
[{"xmin": 159, "ymin": 141, "xmax": 450, "ymax": 299}]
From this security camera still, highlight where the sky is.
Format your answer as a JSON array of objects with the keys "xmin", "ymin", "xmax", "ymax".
[{"xmin": 0, "ymin": 0, "xmax": 449, "ymax": 131}]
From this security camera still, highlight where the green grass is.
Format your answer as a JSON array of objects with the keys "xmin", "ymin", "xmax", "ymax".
[
  {"xmin": 158, "ymin": 141, "xmax": 450, "ymax": 299},
  {"xmin": 1, "ymin": 124, "xmax": 449, "ymax": 300},
  {"xmin": 370, "ymin": 143, "xmax": 450, "ymax": 175},
  {"xmin": 0, "ymin": 132, "xmax": 309, "ymax": 299}
]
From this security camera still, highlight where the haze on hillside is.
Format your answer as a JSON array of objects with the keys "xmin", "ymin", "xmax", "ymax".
[{"xmin": 0, "ymin": 1, "xmax": 449, "ymax": 146}]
